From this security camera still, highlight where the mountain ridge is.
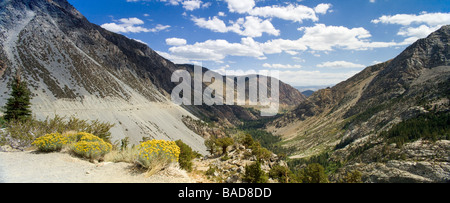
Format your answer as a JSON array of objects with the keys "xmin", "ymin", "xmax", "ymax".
[
  {"xmin": 0, "ymin": 0, "xmax": 304, "ymax": 154},
  {"xmin": 267, "ymin": 25, "xmax": 450, "ymax": 182}
]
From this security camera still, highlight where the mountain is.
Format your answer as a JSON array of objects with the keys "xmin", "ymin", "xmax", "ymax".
[
  {"xmin": 268, "ymin": 25, "xmax": 450, "ymax": 182},
  {"xmin": 0, "ymin": 0, "xmax": 304, "ymax": 154}
]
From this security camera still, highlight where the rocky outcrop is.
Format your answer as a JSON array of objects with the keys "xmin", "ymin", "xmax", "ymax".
[{"xmin": 195, "ymin": 144, "xmax": 287, "ymax": 183}]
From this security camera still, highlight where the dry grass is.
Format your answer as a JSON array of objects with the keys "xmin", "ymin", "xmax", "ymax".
[{"xmin": 104, "ymin": 147, "xmax": 139, "ymax": 164}]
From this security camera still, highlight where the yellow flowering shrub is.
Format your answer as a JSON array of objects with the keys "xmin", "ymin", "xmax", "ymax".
[
  {"xmin": 71, "ymin": 133, "xmax": 112, "ymax": 160},
  {"xmin": 32, "ymin": 133, "xmax": 68, "ymax": 152},
  {"xmin": 137, "ymin": 140, "xmax": 180, "ymax": 169}
]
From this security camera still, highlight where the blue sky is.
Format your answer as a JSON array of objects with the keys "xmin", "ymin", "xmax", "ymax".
[{"xmin": 67, "ymin": 0, "xmax": 450, "ymax": 86}]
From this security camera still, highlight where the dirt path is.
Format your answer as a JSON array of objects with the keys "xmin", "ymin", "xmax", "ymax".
[{"xmin": 0, "ymin": 151, "xmax": 195, "ymax": 183}]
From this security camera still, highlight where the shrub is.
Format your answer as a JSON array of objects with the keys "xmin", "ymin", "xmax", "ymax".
[
  {"xmin": 269, "ymin": 165, "xmax": 296, "ymax": 183},
  {"xmin": 242, "ymin": 161, "xmax": 268, "ymax": 183},
  {"xmin": 137, "ymin": 140, "xmax": 180, "ymax": 174},
  {"xmin": 32, "ymin": 133, "xmax": 68, "ymax": 152},
  {"xmin": 297, "ymin": 163, "xmax": 329, "ymax": 183},
  {"xmin": 1, "ymin": 115, "xmax": 114, "ymax": 149},
  {"xmin": 215, "ymin": 137, "xmax": 234, "ymax": 155},
  {"xmin": 72, "ymin": 141, "xmax": 112, "ymax": 160},
  {"xmin": 71, "ymin": 133, "xmax": 112, "ymax": 160},
  {"xmin": 104, "ymin": 146, "xmax": 139, "ymax": 163},
  {"xmin": 175, "ymin": 140, "xmax": 195, "ymax": 172}
]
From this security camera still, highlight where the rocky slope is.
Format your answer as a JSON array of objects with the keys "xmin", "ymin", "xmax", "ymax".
[
  {"xmin": 268, "ymin": 25, "xmax": 450, "ymax": 182},
  {"xmin": 0, "ymin": 0, "xmax": 304, "ymax": 153}
]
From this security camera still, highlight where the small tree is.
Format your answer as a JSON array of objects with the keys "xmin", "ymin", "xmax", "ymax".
[
  {"xmin": 4, "ymin": 73, "xmax": 32, "ymax": 122},
  {"xmin": 215, "ymin": 137, "xmax": 234, "ymax": 155},
  {"xmin": 175, "ymin": 140, "xmax": 195, "ymax": 172},
  {"xmin": 298, "ymin": 163, "xmax": 329, "ymax": 183},
  {"xmin": 205, "ymin": 138, "xmax": 217, "ymax": 155},
  {"xmin": 242, "ymin": 161, "xmax": 268, "ymax": 183}
]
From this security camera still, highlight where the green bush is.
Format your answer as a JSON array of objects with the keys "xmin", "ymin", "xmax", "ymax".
[
  {"xmin": 296, "ymin": 163, "xmax": 329, "ymax": 183},
  {"xmin": 269, "ymin": 165, "xmax": 296, "ymax": 183},
  {"xmin": 175, "ymin": 140, "xmax": 195, "ymax": 172},
  {"xmin": 215, "ymin": 137, "xmax": 234, "ymax": 155},
  {"xmin": 242, "ymin": 161, "xmax": 268, "ymax": 183},
  {"xmin": 0, "ymin": 116, "xmax": 5, "ymax": 128}
]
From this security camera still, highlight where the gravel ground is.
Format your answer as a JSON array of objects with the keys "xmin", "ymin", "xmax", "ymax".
[{"xmin": 0, "ymin": 151, "xmax": 195, "ymax": 183}]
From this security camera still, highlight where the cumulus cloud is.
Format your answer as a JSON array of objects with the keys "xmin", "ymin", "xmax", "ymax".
[
  {"xmin": 182, "ymin": 0, "xmax": 202, "ymax": 11},
  {"xmin": 298, "ymin": 24, "xmax": 397, "ymax": 51},
  {"xmin": 167, "ymin": 37, "xmax": 266, "ymax": 62},
  {"xmin": 372, "ymin": 12, "xmax": 450, "ymax": 45},
  {"xmin": 101, "ymin": 17, "xmax": 170, "ymax": 33},
  {"xmin": 166, "ymin": 38, "xmax": 187, "ymax": 46},
  {"xmin": 127, "ymin": 0, "xmax": 208, "ymax": 11},
  {"xmin": 163, "ymin": 24, "xmax": 400, "ymax": 63},
  {"xmin": 249, "ymin": 4, "xmax": 318, "ymax": 23},
  {"xmin": 371, "ymin": 12, "xmax": 450, "ymax": 26},
  {"xmin": 314, "ymin": 3, "xmax": 332, "ymax": 15},
  {"xmin": 192, "ymin": 16, "xmax": 280, "ymax": 37},
  {"xmin": 223, "ymin": 0, "xmax": 333, "ymax": 23},
  {"xmin": 224, "ymin": 0, "xmax": 256, "ymax": 14}
]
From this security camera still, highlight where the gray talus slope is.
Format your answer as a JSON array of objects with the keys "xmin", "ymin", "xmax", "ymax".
[{"xmin": 0, "ymin": 0, "xmax": 206, "ymax": 153}]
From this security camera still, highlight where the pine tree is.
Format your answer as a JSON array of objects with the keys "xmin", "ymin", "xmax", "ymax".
[{"xmin": 4, "ymin": 73, "xmax": 32, "ymax": 122}]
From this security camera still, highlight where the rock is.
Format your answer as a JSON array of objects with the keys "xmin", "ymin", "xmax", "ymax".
[
  {"xmin": 0, "ymin": 145, "xmax": 20, "ymax": 152},
  {"xmin": 226, "ymin": 175, "xmax": 240, "ymax": 183}
]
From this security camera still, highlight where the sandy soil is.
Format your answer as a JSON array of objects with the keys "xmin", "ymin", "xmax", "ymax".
[{"xmin": 0, "ymin": 151, "xmax": 195, "ymax": 183}]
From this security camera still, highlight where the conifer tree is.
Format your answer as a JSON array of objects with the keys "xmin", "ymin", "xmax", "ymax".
[{"xmin": 4, "ymin": 73, "xmax": 32, "ymax": 122}]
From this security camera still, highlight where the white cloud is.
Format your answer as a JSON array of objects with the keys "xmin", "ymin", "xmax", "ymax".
[
  {"xmin": 317, "ymin": 61, "xmax": 366, "ymax": 69},
  {"xmin": 192, "ymin": 16, "xmax": 280, "ymax": 37},
  {"xmin": 166, "ymin": 38, "xmax": 187, "ymax": 46},
  {"xmin": 128, "ymin": 0, "xmax": 208, "ymax": 11},
  {"xmin": 262, "ymin": 63, "xmax": 302, "ymax": 69},
  {"xmin": 371, "ymin": 12, "xmax": 450, "ymax": 26},
  {"xmin": 101, "ymin": 17, "xmax": 170, "ymax": 33},
  {"xmin": 314, "ymin": 3, "xmax": 332, "ymax": 15},
  {"xmin": 249, "ymin": 4, "xmax": 318, "ymax": 23},
  {"xmin": 192, "ymin": 16, "xmax": 229, "ymax": 33},
  {"xmin": 157, "ymin": 51, "xmax": 194, "ymax": 64},
  {"xmin": 223, "ymin": 1, "xmax": 335, "ymax": 23},
  {"xmin": 163, "ymin": 24, "xmax": 400, "ymax": 63},
  {"xmin": 369, "ymin": 0, "xmax": 376, "ymax": 3},
  {"xmin": 372, "ymin": 12, "xmax": 450, "ymax": 45},
  {"xmin": 297, "ymin": 24, "xmax": 397, "ymax": 51},
  {"xmin": 182, "ymin": 0, "xmax": 202, "ymax": 11},
  {"xmin": 224, "ymin": 0, "xmax": 256, "ymax": 14}
]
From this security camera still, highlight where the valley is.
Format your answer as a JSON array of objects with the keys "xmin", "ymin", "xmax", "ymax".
[{"xmin": 0, "ymin": 0, "xmax": 448, "ymax": 183}]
